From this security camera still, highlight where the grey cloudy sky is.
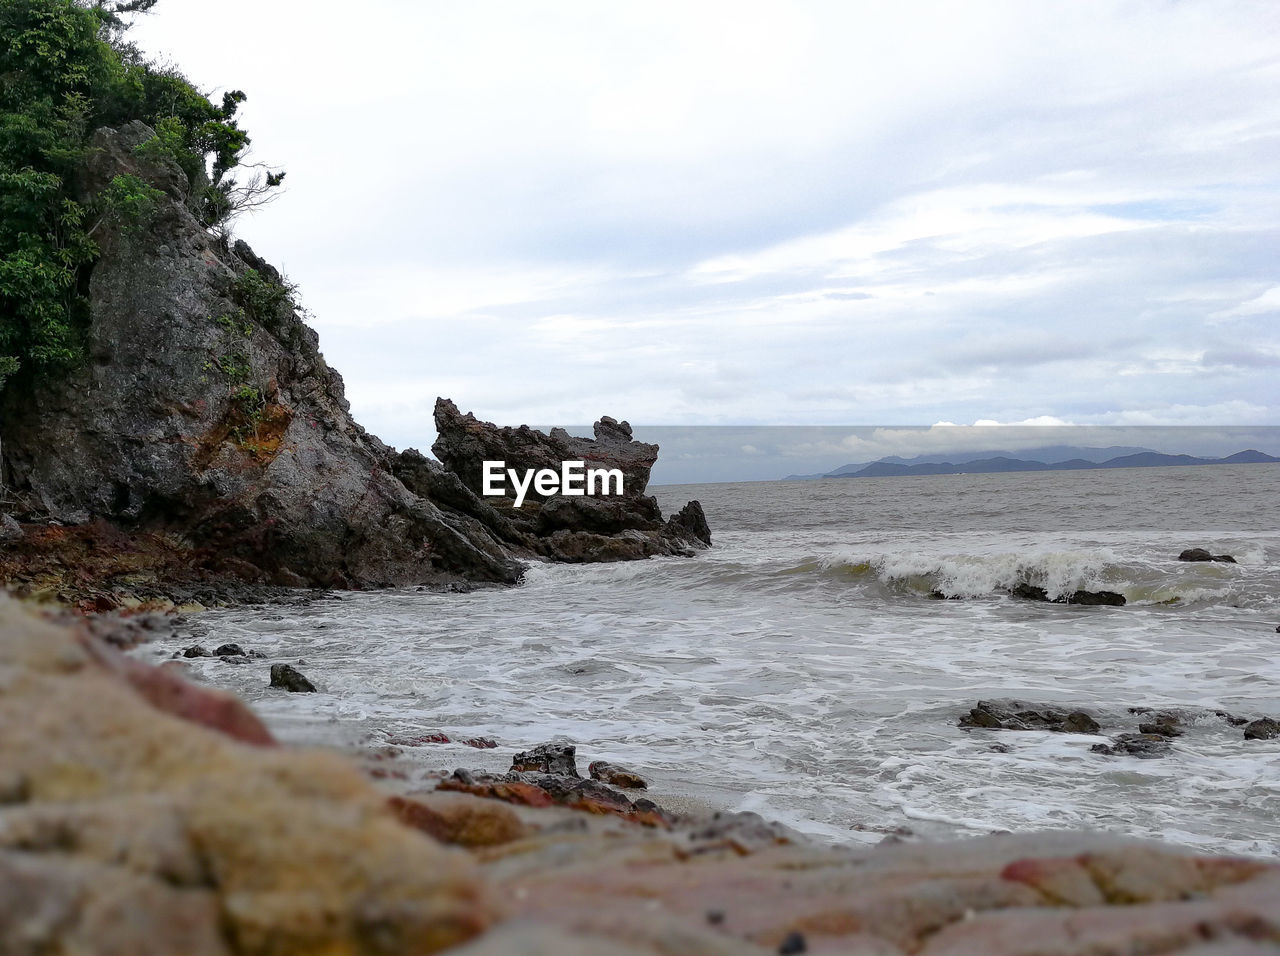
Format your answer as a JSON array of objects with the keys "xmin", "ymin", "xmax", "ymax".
[{"xmin": 131, "ymin": 1, "xmax": 1280, "ymax": 465}]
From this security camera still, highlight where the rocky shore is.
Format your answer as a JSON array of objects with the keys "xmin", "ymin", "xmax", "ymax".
[
  {"xmin": 3, "ymin": 597, "xmax": 1279, "ymax": 954},
  {"xmin": 0, "ymin": 122, "xmax": 708, "ymax": 608}
]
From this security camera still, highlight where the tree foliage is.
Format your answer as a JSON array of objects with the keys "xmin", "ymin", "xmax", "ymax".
[{"xmin": 0, "ymin": 0, "xmax": 282, "ymax": 390}]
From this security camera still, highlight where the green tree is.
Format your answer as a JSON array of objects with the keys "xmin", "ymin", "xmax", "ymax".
[{"xmin": 0, "ymin": 0, "xmax": 282, "ymax": 390}]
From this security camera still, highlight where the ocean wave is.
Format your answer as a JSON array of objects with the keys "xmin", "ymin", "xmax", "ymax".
[{"xmin": 772, "ymin": 548, "xmax": 1279, "ymax": 607}]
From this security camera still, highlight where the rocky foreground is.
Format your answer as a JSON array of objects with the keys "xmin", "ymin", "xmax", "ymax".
[{"xmin": 3, "ymin": 598, "xmax": 1278, "ymax": 955}]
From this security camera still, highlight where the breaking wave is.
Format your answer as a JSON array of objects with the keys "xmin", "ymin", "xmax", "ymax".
[{"xmin": 775, "ymin": 546, "xmax": 1277, "ymax": 608}]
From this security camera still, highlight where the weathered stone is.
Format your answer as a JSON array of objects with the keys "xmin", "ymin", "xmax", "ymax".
[
  {"xmin": 589, "ymin": 760, "xmax": 649, "ymax": 790},
  {"xmin": 512, "ymin": 742, "xmax": 580, "ymax": 777},
  {"xmin": 666, "ymin": 500, "xmax": 713, "ymax": 547},
  {"xmin": 213, "ymin": 643, "xmax": 245, "ymax": 656},
  {"xmin": 0, "ymin": 598, "xmax": 490, "ymax": 953},
  {"xmin": 423, "ymin": 400, "xmax": 711, "ymax": 562},
  {"xmin": 1178, "ymin": 548, "xmax": 1236, "ymax": 563},
  {"xmin": 960, "ymin": 700, "xmax": 1102, "ymax": 734},
  {"xmin": 182, "ymin": 644, "xmax": 211, "ymax": 658},
  {"xmin": 1011, "ymin": 583, "xmax": 1126, "ymax": 606},
  {"xmin": 433, "ymin": 399, "xmax": 658, "ymax": 500},
  {"xmin": 269, "ymin": 662, "xmax": 316, "ymax": 693},
  {"xmin": 1090, "ymin": 733, "xmax": 1172, "ymax": 758},
  {"xmin": 0, "ymin": 514, "xmax": 22, "ymax": 543},
  {"xmin": 1243, "ymin": 717, "xmax": 1280, "ymax": 740}
]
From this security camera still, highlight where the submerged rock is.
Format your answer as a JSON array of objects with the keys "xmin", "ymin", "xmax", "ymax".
[
  {"xmin": 269, "ymin": 663, "xmax": 316, "ymax": 693},
  {"xmin": 1090, "ymin": 733, "xmax": 1172, "ymax": 758},
  {"xmin": 1244, "ymin": 717, "xmax": 1280, "ymax": 740},
  {"xmin": 1178, "ymin": 548, "xmax": 1237, "ymax": 563},
  {"xmin": 1011, "ymin": 583, "xmax": 1126, "ymax": 606},
  {"xmin": 960, "ymin": 700, "xmax": 1102, "ymax": 734}
]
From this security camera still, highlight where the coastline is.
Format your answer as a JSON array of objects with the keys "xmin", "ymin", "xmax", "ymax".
[{"xmin": 4, "ymin": 594, "xmax": 1279, "ymax": 953}]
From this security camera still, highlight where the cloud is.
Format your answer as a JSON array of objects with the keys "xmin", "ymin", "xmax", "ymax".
[{"xmin": 126, "ymin": 1, "xmax": 1280, "ymax": 448}]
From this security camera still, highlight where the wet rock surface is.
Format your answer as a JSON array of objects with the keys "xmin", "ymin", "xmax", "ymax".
[
  {"xmin": 269, "ymin": 662, "xmax": 316, "ymax": 693},
  {"xmin": 1244, "ymin": 717, "xmax": 1280, "ymax": 740},
  {"xmin": 960, "ymin": 700, "xmax": 1102, "ymax": 734},
  {"xmin": 964, "ymin": 701, "xmax": 1280, "ymax": 758},
  {"xmin": 1178, "ymin": 548, "xmax": 1238, "ymax": 563},
  {"xmin": 1010, "ymin": 583, "xmax": 1127, "ymax": 606},
  {"xmin": 1090, "ymin": 733, "xmax": 1173, "ymax": 758}
]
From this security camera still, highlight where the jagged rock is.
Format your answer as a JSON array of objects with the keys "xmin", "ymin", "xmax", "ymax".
[
  {"xmin": 1244, "ymin": 718, "xmax": 1280, "ymax": 740},
  {"xmin": 511, "ymin": 742, "xmax": 579, "ymax": 777},
  {"xmin": 422, "ymin": 400, "xmax": 711, "ymax": 563},
  {"xmin": 214, "ymin": 643, "xmax": 245, "ymax": 656},
  {"xmin": 960, "ymin": 700, "xmax": 1102, "ymax": 734},
  {"xmin": 1011, "ymin": 583, "xmax": 1126, "ymax": 606},
  {"xmin": 537, "ymin": 494, "xmax": 664, "ymax": 536},
  {"xmin": 1178, "ymin": 548, "xmax": 1237, "ymax": 563},
  {"xmin": 1090, "ymin": 733, "xmax": 1172, "ymax": 758},
  {"xmin": 433, "ymin": 399, "xmax": 658, "ymax": 500},
  {"xmin": 666, "ymin": 500, "xmax": 712, "ymax": 547},
  {"xmin": 270, "ymin": 663, "xmax": 316, "ymax": 693},
  {"xmin": 182, "ymin": 644, "xmax": 211, "ymax": 658},
  {"xmin": 589, "ymin": 761, "xmax": 649, "ymax": 790}
]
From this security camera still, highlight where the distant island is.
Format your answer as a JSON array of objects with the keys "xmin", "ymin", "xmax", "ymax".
[{"xmin": 784, "ymin": 446, "xmax": 1279, "ymax": 481}]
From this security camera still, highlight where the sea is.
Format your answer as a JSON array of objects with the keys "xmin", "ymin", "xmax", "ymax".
[{"xmin": 140, "ymin": 464, "xmax": 1280, "ymax": 857}]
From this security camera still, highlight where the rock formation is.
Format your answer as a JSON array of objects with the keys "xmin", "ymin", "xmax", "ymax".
[
  {"xmin": 0, "ymin": 122, "xmax": 709, "ymax": 595},
  {"xmin": 420, "ymin": 399, "xmax": 711, "ymax": 563}
]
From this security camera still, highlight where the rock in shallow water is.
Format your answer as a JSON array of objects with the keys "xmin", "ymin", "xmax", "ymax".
[
  {"xmin": 1090, "ymin": 733, "xmax": 1172, "ymax": 758},
  {"xmin": 960, "ymin": 700, "xmax": 1101, "ymax": 734},
  {"xmin": 269, "ymin": 663, "xmax": 316, "ymax": 693},
  {"xmin": 1010, "ymin": 583, "xmax": 1126, "ymax": 606},
  {"xmin": 1244, "ymin": 717, "xmax": 1280, "ymax": 740},
  {"xmin": 1178, "ymin": 548, "xmax": 1237, "ymax": 563}
]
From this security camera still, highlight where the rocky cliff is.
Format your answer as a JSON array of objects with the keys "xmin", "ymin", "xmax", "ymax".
[{"xmin": 0, "ymin": 122, "xmax": 708, "ymax": 596}]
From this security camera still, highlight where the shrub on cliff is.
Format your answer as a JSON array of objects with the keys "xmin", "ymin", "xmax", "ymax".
[{"xmin": 0, "ymin": 0, "xmax": 282, "ymax": 390}]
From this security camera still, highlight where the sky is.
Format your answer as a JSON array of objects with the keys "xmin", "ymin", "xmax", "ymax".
[{"xmin": 129, "ymin": 1, "xmax": 1280, "ymax": 474}]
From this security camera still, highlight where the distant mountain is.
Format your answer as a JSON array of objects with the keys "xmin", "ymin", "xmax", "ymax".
[
  {"xmin": 819, "ymin": 449, "xmax": 1279, "ymax": 480},
  {"xmin": 787, "ymin": 445, "xmax": 1157, "ymax": 480}
]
